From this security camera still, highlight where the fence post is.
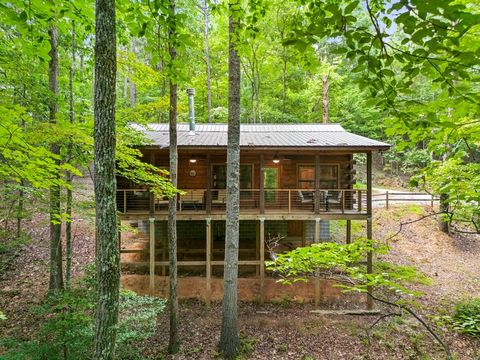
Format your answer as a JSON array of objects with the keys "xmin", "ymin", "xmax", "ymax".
[
  {"xmin": 386, "ymin": 191, "xmax": 389, "ymax": 209},
  {"xmin": 288, "ymin": 190, "xmax": 291, "ymax": 213},
  {"xmin": 431, "ymin": 194, "xmax": 434, "ymax": 208}
]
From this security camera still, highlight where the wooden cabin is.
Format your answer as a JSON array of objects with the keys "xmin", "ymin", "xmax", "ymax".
[{"xmin": 117, "ymin": 122, "xmax": 390, "ymax": 306}]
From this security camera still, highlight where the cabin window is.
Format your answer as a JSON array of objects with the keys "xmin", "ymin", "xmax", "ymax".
[
  {"xmin": 212, "ymin": 164, "xmax": 253, "ymax": 189},
  {"xmin": 298, "ymin": 165, "xmax": 315, "ymax": 189},
  {"xmin": 298, "ymin": 164, "xmax": 339, "ymax": 189},
  {"xmin": 319, "ymin": 165, "xmax": 338, "ymax": 189}
]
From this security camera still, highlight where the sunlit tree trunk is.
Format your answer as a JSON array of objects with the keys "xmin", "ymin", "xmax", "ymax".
[
  {"xmin": 219, "ymin": 2, "xmax": 241, "ymax": 358},
  {"xmin": 322, "ymin": 73, "xmax": 329, "ymax": 123},
  {"xmin": 203, "ymin": 0, "xmax": 212, "ymax": 122},
  {"xmin": 168, "ymin": 0, "xmax": 180, "ymax": 354},
  {"xmin": 48, "ymin": 23, "xmax": 63, "ymax": 293},
  {"xmin": 65, "ymin": 20, "xmax": 76, "ymax": 289},
  {"xmin": 129, "ymin": 40, "xmax": 136, "ymax": 107},
  {"xmin": 93, "ymin": 0, "xmax": 119, "ymax": 358}
]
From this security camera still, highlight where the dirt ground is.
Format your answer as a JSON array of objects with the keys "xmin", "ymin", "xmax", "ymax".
[{"xmin": 1, "ymin": 204, "xmax": 480, "ymax": 359}]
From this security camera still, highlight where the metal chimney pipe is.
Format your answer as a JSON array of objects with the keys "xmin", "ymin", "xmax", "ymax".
[{"xmin": 187, "ymin": 88, "xmax": 195, "ymax": 135}]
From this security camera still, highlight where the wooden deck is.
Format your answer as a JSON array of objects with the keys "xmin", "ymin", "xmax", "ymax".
[{"xmin": 117, "ymin": 188, "xmax": 369, "ymax": 220}]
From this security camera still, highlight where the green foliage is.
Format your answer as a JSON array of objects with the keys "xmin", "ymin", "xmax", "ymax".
[
  {"xmin": 0, "ymin": 264, "xmax": 166, "ymax": 360},
  {"xmin": 0, "ymin": 231, "xmax": 31, "ymax": 276},
  {"xmin": 452, "ymin": 298, "xmax": 480, "ymax": 337},
  {"xmin": 267, "ymin": 238, "xmax": 427, "ymax": 299}
]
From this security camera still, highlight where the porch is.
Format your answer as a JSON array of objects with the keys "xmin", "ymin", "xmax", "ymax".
[{"xmin": 116, "ymin": 188, "xmax": 368, "ymax": 217}]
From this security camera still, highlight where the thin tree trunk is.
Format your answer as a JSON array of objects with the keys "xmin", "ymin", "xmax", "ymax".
[
  {"xmin": 168, "ymin": 0, "xmax": 180, "ymax": 354},
  {"xmin": 439, "ymin": 193, "xmax": 449, "ymax": 233},
  {"xmin": 322, "ymin": 73, "xmax": 329, "ymax": 123},
  {"xmin": 66, "ymin": 20, "xmax": 76, "ymax": 289},
  {"xmin": 203, "ymin": 0, "xmax": 212, "ymax": 122},
  {"xmin": 282, "ymin": 52, "xmax": 287, "ymax": 112},
  {"xmin": 219, "ymin": 2, "xmax": 241, "ymax": 358},
  {"xmin": 93, "ymin": 0, "xmax": 119, "ymax": 358},
  {"xmin": 16, "ymin": 180, "xmax": 24, "ymax": 238},
  {"xmin": 48, "ymin": 24, "xmax": 63, "ymax": 293},
  {"xmin": 129, "ymin": 40, "xmax": 136, "ymax": 107},
  {"xmin": 123, "ymin": 75, "xmax": 128, "ymax": 106}
]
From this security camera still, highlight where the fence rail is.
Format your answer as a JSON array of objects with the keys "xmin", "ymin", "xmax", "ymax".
[
  {"xmin": 116, "ymin": 188, "xmax": 368, "ymax": 215},
  {"xmin": 372, "ymin": 190, "xmax": 439, "ymax": 209}
]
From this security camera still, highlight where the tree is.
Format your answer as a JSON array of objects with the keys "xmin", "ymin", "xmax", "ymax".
[
  {"xmin": 201, "ymin": 0, "xmax": 212, "ymax": 122},
  {"xmin": 268, "ymin": 239, "xmax": 453, "ymax": 359},
  {"xmin": 48, "ymin": 20, "xmax": 63, "ymax": 293},
  {"xmin": 65, "ymin": 20, "xmax": 76, "ymax": 289},
  {"xmin": 167, "ymin": 0, "xmax": 180, "ymax": 354},
  {"xmin": 219, "ymin": 1, "xmax": 241, "ymax": 357},
  {"xmin": 93, "ymin": 0, "xmax": 119, "ymax": 358}
]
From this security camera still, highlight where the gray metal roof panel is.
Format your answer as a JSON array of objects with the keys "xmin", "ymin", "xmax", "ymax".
[{"xmin": 136, "ymin": 123, "xmax": 390, "ymax": 149}]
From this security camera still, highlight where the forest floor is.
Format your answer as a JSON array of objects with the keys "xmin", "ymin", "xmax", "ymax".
[{"xmin": 1, "ymin": 201, "xmax": 480, "ymax": 359}]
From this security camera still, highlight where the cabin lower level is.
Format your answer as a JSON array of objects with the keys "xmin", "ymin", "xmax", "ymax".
[{"xmin": 119, "ymin": 216, "xmax": 372, "ymax": 307}]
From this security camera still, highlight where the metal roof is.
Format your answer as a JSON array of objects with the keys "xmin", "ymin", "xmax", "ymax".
[{"xmin": 134, "ymin": 123, "xmax": 390, "ymax": 150}]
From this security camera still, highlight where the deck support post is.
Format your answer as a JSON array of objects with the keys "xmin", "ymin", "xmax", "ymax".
[
  {"xmin": 259, "ymin": 217, "xmax": 265, "ymax": 304},
  {"xmin": 206, "ymin": 218, "xmax": 212, "ymax": 307},
  {"xmin": 149, "ymin": 217, "xmax": 155, "ymax": 295},
  {"xmin": 314, "ymin": 218, "xmax": 321, "ymax": 307},
  {"xmin": 161, "ymin": 221, "xmax": 167, "ymax": 276},
  {"xmin": 366, "ymin": 152, "xmax": 373, "ymax": 310},
  {"xmin": 206, "ymin": 154, "xmax": 212, "ymax": 214},
  {"xmin": 346, "ymin": 220, "xmax": 351, "ymax": 244},
  {"xmin": 260, "ymin": 154, "xmax": 265, "ymax": 214},
  {"xmin": 255, "ymin": 221, "xmax": 260, "ymax": 276}
]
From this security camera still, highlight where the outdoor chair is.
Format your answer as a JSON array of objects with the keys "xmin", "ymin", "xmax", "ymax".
[
  {"xmin": 297, "ymin": 190, "xmax": 314, "ymax": 210},
  {"xmin": 326, "ymin": 190, "xmax": 342, "ymax": 211}
]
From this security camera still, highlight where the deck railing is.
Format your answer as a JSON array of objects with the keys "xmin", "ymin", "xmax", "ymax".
[{"xmin": 116, "ymin": 188, "xmax": 368, "ymax": 215}]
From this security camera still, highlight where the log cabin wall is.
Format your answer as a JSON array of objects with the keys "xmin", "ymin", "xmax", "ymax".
[{"xmin": 132, "ymin": 149, "xmax": 355, "ymax": 191}]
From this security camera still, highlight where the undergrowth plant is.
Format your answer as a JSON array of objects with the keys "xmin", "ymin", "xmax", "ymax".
[
  {"xmin": 452, "ymin": 298, "xmax": 480, "ymax": 337},
  {"xmin": 0, "ymin": 264, "xmax": 166, "ymax": 360},
  {"xmin": 267, "ymin": 238, "xmax": 452, "ymax": 359}
]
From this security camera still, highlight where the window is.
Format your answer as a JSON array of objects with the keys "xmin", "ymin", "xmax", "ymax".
[
  {"xmin": 298, "ymin": 165, "xmax": 314, "ymax": 189},
  {"xmin": 319, "ymin": 165, "xmax": 338, "ymax": 189},
  {"xmin": 212, "ymin": 164, "xmax": 252, "ymax": 189},
  {"xmin": 297, "ymin": 164, "xmax": 339, "ymax": 189}
]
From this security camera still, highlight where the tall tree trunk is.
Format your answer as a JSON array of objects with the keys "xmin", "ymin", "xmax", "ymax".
[
  {"xmin": 322, "ymin": 73, "xmax": 329, "ymax": 124},
  {"xmin": 48, "ymin": 24, "xmax": 63, "ymax": 293},
  {"xmin": 219, "ymin": 2, "xmax": 241, "ymax": 358},
  {"xmin": 203, "ymin": 0, "xmax": 212, "ymax": 122},
  {"xmin": 66, "ymin": 20, "xmax": 76, "ymax": 289},
  {"xmin": 281, "ymin": 50, "xmax": 287, "ymax": 112},
  {"xmin": 129, "ymin": 40, "xmax": 136, "ymax": 107},
  {"xmin": 16, "ymin": 180, "xmax": 24, "ymax": 238},
  {"xmin": 439, "ymin": 193, "xmax": 449, "ymax": 233},
  {"xmin": 93, "ymin": 0, "xmax": 119, "ymax": 358},
  {"xmin": 167, "ymin": 0, "xmax": 180, "ymax": 354}
]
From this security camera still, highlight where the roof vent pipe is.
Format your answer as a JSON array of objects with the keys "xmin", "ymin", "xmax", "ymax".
[{"xmin": 187, "ymin": 88, "xmax": 195, "ymax": 135}]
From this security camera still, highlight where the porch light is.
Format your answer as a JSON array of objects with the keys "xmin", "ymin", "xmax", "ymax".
[
  {"xmin": 189, "ymin": 155, "xmax": 197, "ymax": 164},
  {"xmin": 272, "ymin": 154, "xmax": 280, "ymax": 164}
]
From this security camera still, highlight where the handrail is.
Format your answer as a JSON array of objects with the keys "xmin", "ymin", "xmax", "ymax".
[{"xmin": 117, "ymin": 188, "xmax": 367, "ymax": 215}]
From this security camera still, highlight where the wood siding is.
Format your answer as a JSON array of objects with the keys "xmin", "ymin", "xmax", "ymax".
[{"xmin": 123, "ymin": 149, "xmax": 355, "ymax": 191}]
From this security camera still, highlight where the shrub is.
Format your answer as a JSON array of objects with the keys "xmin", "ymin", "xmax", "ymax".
[
  {"xmin": 0, "ymin": 263, "xmax": 166, "ymax": 359},
  {"xmin": 452, "ymin": 298, "xmax": 480, "ymax": 336}
]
